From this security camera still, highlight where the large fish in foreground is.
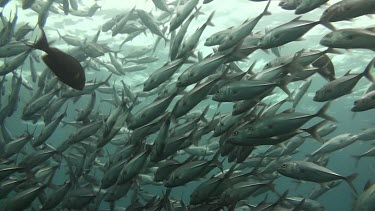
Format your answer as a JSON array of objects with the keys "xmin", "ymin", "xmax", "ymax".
[
  {"xmin": 320, "ymin": 28, "xmax": 375, "ymax": 50},
  {"xmin": 26, "ymin": 28, "xmax": 86, "ymax": 90}
]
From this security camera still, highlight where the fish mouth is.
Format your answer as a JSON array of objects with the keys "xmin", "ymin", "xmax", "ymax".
[
  {"xmin": 351, "ymin": 106, "xmax": 360, "ymax": 112},
  {"xmin": 281, "ymin": 4, "xmax": 295, "ymax": 10},
  {"xmin": 212, "ymin": 130, "xmax": 220, "ymax": 137},
  {"xmin": 211, "ymin": 95, "xmax": 220, "ymax": 101},
  {"xmin": 319, "ymin": 37, "xmax": 331, "ymax": 46},
  {"xmin": 295, "ymin": 8, "xmax": 306, "ymax": 15},
  {"xmin": 276, "ymin": 167, "xmax": 284, "ymax": 173},
  {"xmin": 313, "ymin": 95, "xmax": 322, "ymax": 102},
  {"xmin": 257, "ymin": 41, "xmax": 266, "ymax": 49}
]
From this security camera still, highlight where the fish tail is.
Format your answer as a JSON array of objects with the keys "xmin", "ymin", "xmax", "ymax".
[
  {"xmin": 315, "ymin": 102, "xmax": 337, "ymax": 122},
  {"xmin": 223, "ymin": 163, "xmax": 238, "ymax": 180},
  {"xmin": 170, "ymin": 112, "xmax": 179, "ymax": 125},
  {"xmin": 246, "ymin": 61, "xmax": 257, "ymax": 76},
  {"xmin": 28, "ymin": 28, "xmax": 50, "ymax": 52},
  {"xmin": 193, "ymin": 6, "xmax": 205, "ymax": 19},
  {"xmin": 56, "ymin": 29, "xmax": 62, "ymax": 40},
  {"xmin": 103, "ymin": 74, "xmax": 113, "ymax": 86},
  {"xmin": 271, "ymin": 47, "xmax": 280, "ymax": 57},
  {"xmin": 269, "ymin": 190, "xmax": 289, "ymax": 209},
  {"xmin": 247, "ymin": 157, "xmax": 264, "ymax": 177},
  {"xmin": 263, "ymin": 0, "xmax": 272, "ymax": 16},
  {"xmin": 276, "ymin": 78, "xmax": 292, "ymax": 97},
  {"xmin": 62, "ymin": 103, "xmax": 69, "ymax": 117},
  {"xmin": 351, "ymin": 155, "xmax": 362, "ymax": 168},
  {"xmin": 205, "ymin": 11, "xmax": 215, "ymax": 27},
  {"xmin": 211, "ymin": 149, "xmax": 223, "ymax": 172},
  {"xmin": 345, "ymin": 173, "xmax": 358, "ymax": 195},
  {"xmin": 363, "ymin": 58, "xmax": 375, "ymax": 82},
  {"xmin": 304, "ymin": 120, "xmax": 327, "ymax": 143}
]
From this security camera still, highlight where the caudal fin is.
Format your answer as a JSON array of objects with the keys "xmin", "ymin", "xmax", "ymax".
[
  {"xmin": 303, "ymin": 120, "xmax": 327, "ymax": 143},
  {"xmin": 315, "ymin": 102, "xmax": 337, "ymax": 122},
  {"xmin": 351, "ymin": 155, "xmax": 362, "ymax": 168},
  {"xmin": 27, "ymin": 28, "xmax": 50, "ymax": 52},
  {"xmin": 345, "ymin": 173, "xmax": 358, "ymax": 195},
  {"xmin": 205, "ymin": 11, "xmax": 215, "ymax": 27},
  {"xmin": 363, "ymin": 57, "xmax": 375, "ymax": 82},
  {"xmin": 211, "ymin": 149, "xmax": 223, "ymax": 172}
]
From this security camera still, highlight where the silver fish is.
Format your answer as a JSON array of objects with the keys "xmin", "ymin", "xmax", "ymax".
[{"xmin": 277, "ymin": 160, "xmax": 357, "ymax": 194}]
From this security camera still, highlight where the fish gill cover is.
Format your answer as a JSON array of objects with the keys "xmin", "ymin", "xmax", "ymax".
[{"xmin": 0, "ymin": 0, "xmax": 375, "ymax": 210}]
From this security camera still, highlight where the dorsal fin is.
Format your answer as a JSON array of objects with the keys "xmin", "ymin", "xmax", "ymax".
[
  {"xmin": 344, "ymin": 69, "xmax": 352, "ymax": 76},
  {"xmin": 364, "ymin": 180, "xmax": 373, "ymax": 191},
  {"xmin": 290, "ymin": 16, "xmax": 302, "ymax": 22}
]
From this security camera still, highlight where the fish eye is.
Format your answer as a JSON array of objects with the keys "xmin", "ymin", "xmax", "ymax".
[
  {"xmin": 232, "ymin": 131, "xmax": 238, "ymax": 136},
  {"xmin": 354, "ymin": 100, "xmax": 358, "ymax": 105},
  {"xmin": 216, "ymin": 90, "xmax": 221, "ymax": 94},
  {"xmin": 281, "ymin": 164, "xmax": 287, "ymax": 168}
]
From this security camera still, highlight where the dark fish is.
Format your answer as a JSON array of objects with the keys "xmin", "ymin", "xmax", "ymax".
[{"xmin": 26, "ymin": 28, "xmax": 86, "ymax": 90}]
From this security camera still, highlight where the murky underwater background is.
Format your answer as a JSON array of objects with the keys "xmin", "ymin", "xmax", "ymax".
[{"xmin": 1, "ymin": 0, "xmax": 375, "ymax": 210}]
